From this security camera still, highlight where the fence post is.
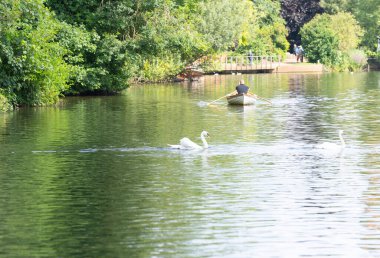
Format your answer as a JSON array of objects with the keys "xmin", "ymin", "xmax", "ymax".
[{"xmin": 270, "ymin": 56, "xmax": 273, "ymax": 69}]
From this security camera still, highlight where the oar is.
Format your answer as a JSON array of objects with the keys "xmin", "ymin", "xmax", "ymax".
[
  {"xmin": 207, "ymin": 91, "xmax": 236, "ymax": 106},
  {"xmin": 254, "ymin": 95, "xmax": 272, "ymax": 105}
]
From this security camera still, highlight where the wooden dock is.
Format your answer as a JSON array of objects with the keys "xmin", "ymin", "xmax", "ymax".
[
  {"xmin": 205, "ymin": 54, "xmax": 323, "ymax": 74},
  {"xmin": 211, "ymin": 55, "xmax": 281, "ymax": 74}
]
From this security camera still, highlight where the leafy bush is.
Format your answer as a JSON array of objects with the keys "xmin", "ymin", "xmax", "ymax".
[
  {"xmin": 198, "ymin": 55, "xmax": 224, "ymax": 73},
  {"xmin": 330, "ymin": 12, "xmax": 363, "ymax": 51},
  {"xmin": 0, "ymin": 92, "xmax": 12, "ymax": 112},
  {"xmin": 87, "ymin": 34, "xmax": 131, "ymax": 93},
  {"xmin": 300, "ymin": 14, "xmax": 339, "ymax": 64},
  {"xmin": 237, "ymin": 0, "xmax": 289, "ymax": 57},
  {"xmin": 137, "ymin": 54, "xmax": 184, "ymax": 82},
  {"xmin": 300, "ymin": 12, "xmax": 364, "ymax": 71},
  {"xmin": 244, "ymin": 22, "xmax": 289, "ymax": 57},
  {"xmin": 321, "ymin": 0, "xmax": 380, "ymax": 53},
  {"xmin": 0, "ymin": 0, "xmax": 70, "ymax": 106},
  {"xmin": 347, "ymin": 49, "xmax": 367, "ymax": 70},
  {"xmin": 197, "ymin": 0, "xmax": 254, "ymax": 51},
  {"xmin": 54, "ymin": 23, "xmax": 99, "ymax": 94},
  {"xmin": 350, "ymin": 0, "xmax": 380, "ymax": 53}
]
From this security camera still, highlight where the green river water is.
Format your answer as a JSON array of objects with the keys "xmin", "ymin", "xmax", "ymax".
[{"xmin": 0, "ymin": 72, "xmax": 380, "ymax": 257}]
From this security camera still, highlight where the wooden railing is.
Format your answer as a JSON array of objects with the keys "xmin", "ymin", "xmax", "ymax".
[{"xmin": 220, "ymin": 55, "xmax": 281, "ymax": 71}]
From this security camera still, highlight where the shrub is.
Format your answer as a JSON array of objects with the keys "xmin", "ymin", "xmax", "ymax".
[
  {"xmin": 0, "ymin": 93, "xmax": 12, "ymax": 112},
  {"xmin": 0, "ymin": 0, "xmax": 70, "ymax": 106},
  {"xmin": 300, "ymin": 14, "xmax": 339, "ymax": 64},
  {"xmin": 137, "ymin": 54, "xmax": 183, "ymax": 82},
  {"xmin": 300, "ymin": 12, "xmax": 364, "ymax": 71},
  {"xmin": 347, "ymin": 49, "xmax": 367, "ymax": 71}
]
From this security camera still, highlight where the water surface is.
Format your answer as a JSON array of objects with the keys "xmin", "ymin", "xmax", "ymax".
[{"xmin": 1, "ymin": 72, "xmax": 380, "ymax": 257}]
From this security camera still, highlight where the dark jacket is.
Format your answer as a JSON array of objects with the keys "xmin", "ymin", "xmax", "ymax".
[{"xmin": 236, "ymin": 84, "xmax": 249, "ymax": 94}]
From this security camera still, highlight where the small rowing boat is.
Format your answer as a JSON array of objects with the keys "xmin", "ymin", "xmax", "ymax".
[{"xmin": 226, "ymin": 93, "xmax": 257, "ymax": 105}]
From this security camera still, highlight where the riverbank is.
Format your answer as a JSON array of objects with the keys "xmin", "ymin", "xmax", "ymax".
[
  {"xmin": 276, "ymin": 62, "xmax": 324, "ymax": 73},
  {"xmin": 276, "ymin": 53, "xmax": 324, "ymax": 73},
  {"xmin": 368, "ymin": 58, "xmax": 380, "ymax": 71}
]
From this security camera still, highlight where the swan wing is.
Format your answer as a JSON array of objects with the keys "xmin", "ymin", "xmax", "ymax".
[
  {"xmin": 168, "ymin": 144, "xmax": 182, "ymax": 149},
  {"xmin": 180, "ymin": 137, "xmax": 201, "ymax": 149},
  {"xmin": 317, "ymin": 142, "xmax": 344, "ymax": 153},
  {"xmin": 318, "ymin": 142, "xmax": 338, "ymax": 149}
]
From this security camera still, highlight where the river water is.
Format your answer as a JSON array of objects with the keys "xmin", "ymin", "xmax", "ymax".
[{"xmin": 0, "ymin": 72, "xmax": 380, "ymax": 257}]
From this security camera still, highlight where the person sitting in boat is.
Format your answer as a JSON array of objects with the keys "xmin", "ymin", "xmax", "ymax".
[{"xmin": 236, "ymin": 79, "xmax": 249, "ymax": 94}]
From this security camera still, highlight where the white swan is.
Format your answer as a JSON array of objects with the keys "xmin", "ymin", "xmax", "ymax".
[
  {"xmin": 168, "ymin": 131, "xmax": 210, "ymax": 150},
  {"xmin": 317, "ymin": 130, "xmax": 345, "ymax": 151}
]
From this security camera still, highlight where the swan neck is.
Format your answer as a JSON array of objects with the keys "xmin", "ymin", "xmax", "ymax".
[
  {"xmin": 201, "ymin": 134, "xmax": 208, "ymax": 148},
  {"xmin": 339, "ymin": 133, "xmax": 345, "ymax": 147}
]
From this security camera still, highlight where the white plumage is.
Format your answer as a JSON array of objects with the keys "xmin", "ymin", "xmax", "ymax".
[
  {"xmin": 168, "ymin": 131, "xmax": 210, "ymax": 150},
  {"xmin": 317, "ymin": 130, "xmax": 345, "ymax": 152}
]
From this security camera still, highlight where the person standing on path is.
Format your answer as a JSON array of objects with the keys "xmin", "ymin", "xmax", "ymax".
[
  {"xmin": 293, "ymin": 44, "xmax": 298, "ymax": 57},
  {"xmin": 298, "ymin": 46, "xmax": 304, "ymax": 63},
  {"xmin": 248, "ymin": 50, "xmax": 253, "ymax": 64}
]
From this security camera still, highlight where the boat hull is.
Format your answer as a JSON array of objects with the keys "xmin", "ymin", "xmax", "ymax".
[{"xmin": 227, "ymin": 94, "xmax": 256, "ymax": 105}]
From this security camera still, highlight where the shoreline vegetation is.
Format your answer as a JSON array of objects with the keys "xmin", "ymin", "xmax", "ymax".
[{"xmin": 0, "ymin": 0, "xmax": 379, "ymax": 111}]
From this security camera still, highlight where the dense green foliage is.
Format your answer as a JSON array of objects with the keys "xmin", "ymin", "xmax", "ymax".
[
  {"xmin": 0, "ymin": 93, "xmax": 11, "ymax": 111},
  {"xmin": 300, "ymin": 12, "xmax": 365, "ymax": 71},
  {"xmin": 320, "ymin": 0, "xmax": 349, "ymax": 14},
  {"xmin": 0, "ymin": 0, "xmax": 377, "ymax": 108},
  {"xmin": 321, "ymin": 0, "xmax": 380, "ymax": 55},
  {"xmin": 347, "ymin": 0, "xmax": 380, "ymax": 55},
  {"xmin": 1, "ymin": 0, "xmax": 290, "ymax": 107},
  {"xmin": 0, "ymin": 0, "xmax": 70, "ymax": 106},
  {"xmin": 197, "ymin": 0, "xmax": 254, "ymax": 51},
  {"xmin": 300, "ymin": 15, "xmax": 339, "ymax": 65},
  {"xmin": 239, "ymin": 0, "xmax": 289, "ymax": 56}
]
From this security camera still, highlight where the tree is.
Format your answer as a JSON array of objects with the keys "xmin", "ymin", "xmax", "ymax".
[
  {"xmin": 300, "ymin": 14, "xmax": 339, "ymax": 65},
  {"xmin": 46, "ymin": 0, "xmax": 138, "ymax": 93},
  {"xmin": 0, "ymin": 0, "xmax": 70, "ymax": 106},
  {"xmin": 300, "ymin": 12, "xmax": 364, "ymax": 71},
  {"xmin": 280, "ymin": 0, "xmax": 323, "ymax": 46},
  {"xmin": 347, "ymin": 0, "xmax": 380, "ymax": 52},
  {"xmin": 320, "ymin": 0, "xmax": 349, "ymax": 14},
  {"xmin": 240, "ymin": 0, "xmax": 289, "ymax": 56},
  {"xmin": 320, "ymin": 0, "xmax": 380, "ymax": 52},
  {"xmin": 46, "ymin": 0, "xmax": 164, "ymax": 40},
  {"xmin": 197, "ymin": 0, "xmax": 255, "ymax": 51},
  {"xmin": 330, "ymin": 12, "xmax": 363, "ymax": 52}
]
